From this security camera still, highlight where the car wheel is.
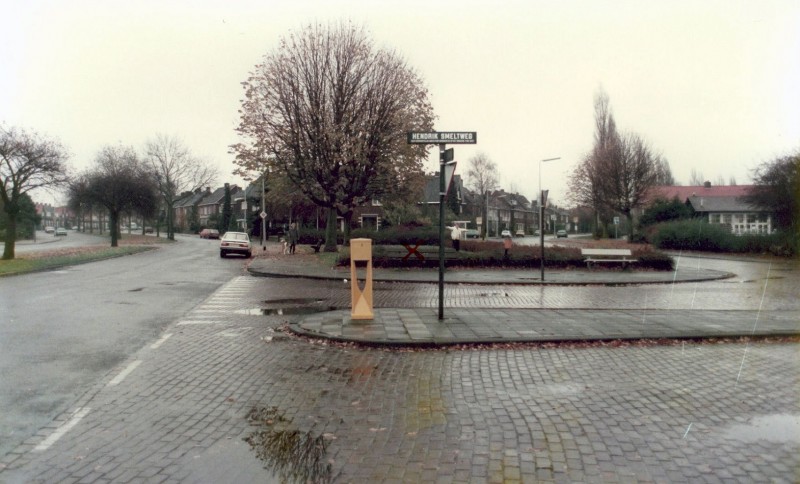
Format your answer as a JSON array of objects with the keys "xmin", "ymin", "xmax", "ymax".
[
  {"xmin": 220, "ymin": 251, "xmax": 226, "ymax": 258},
  {"xmin": 246, "ymin": 251, "xmax": 252, "ymax": 258}
]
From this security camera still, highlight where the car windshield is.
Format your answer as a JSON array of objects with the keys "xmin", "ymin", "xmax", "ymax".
[{"xmin": 226, "ymin": 233, "xmax": 248, "ymax": 241}]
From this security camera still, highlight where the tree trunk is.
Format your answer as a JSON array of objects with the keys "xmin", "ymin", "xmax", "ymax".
[
  {"xmin": 323, "ymin": 208, "xmax": 338, "ymax": 252},
  {"xmin": 2, "ymin": 213, "xmax": 17, "ymax": 260},
  {"xmin": 110, "ymin": 211, "xmax": 119, "ymax": 247},
  {"xmin": 342, "ymin": 211, "xmax": 353, "ymax": 246},
  {"xmin": 625, "ymin": 211, "xmax": 634, "ymax": 241}
]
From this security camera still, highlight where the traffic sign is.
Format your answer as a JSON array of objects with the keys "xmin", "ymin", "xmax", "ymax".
[
  {"xmin": 407, "ymin": 132, "xmax": 477, "ymax": 144},
  {"xmin": 260, "ymin": 211, "xmax": 267, "ymax": 219},
  {"xmin": 443, "ymin": 148, "xmax": 454, "ymax": 162}
]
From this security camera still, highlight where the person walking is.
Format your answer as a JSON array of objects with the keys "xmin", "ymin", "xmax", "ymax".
[
  {"xmin": 503, "ymin": 232, "xmax": 512, "ymax": 258},
  {"xmin": 287, "ymin": 222, "xmax": 299, "ymax": 254},
  {"xmin": 448, "ymin": 225, "xmax": 462, "ymax": 252}
]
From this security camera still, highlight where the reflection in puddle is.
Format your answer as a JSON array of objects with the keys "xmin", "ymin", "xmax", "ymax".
[
  {"xmin": 724, "ymin": 414, "xmax": 800, "ymax": 443},
  {"xmin": 235, "ymin": 307, "xmax": 331, "ymax": 316},
  {"xmin": 234, "ymin": 298, "xmax": 335, "ymax": 316},
  {"xmin": 244, "ymin": 406, "xmax": 332, "ymax": 483}
]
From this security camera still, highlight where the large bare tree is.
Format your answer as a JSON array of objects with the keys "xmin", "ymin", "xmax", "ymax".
[
  {"xmin": 595, "ymin": 132, "xmax": 660, "ymax": 238},
  {"xmin": 569, "ymin": 89, "xmax": 662, "ymax": 238},
  {"xmin": 232, "ymin": 22, "xmax": 435, "ymax": 251},
  {"xmin": 145, "ymin": 134, "xmax": 217, "ymax": 240},
  {"xmin": 466, "ymin": 152, "xmax": 499, "ymax": 239},
  {"xmin": 1, "ymin": 125, "xmax": 70, "ymax": 259}
]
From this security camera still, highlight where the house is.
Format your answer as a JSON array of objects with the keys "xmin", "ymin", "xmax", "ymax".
[
  {"xmin": 174, "ymin": 188, "xmax": 209, "ymax": 231},
  {"xmin": 646, "ymin": 183, "xmax": 773, "ymax": 235}
]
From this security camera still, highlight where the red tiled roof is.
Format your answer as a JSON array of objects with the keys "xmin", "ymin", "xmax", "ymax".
[{"xmin": 645, "ymin": 185, "xmax": 752, "ymax": 204}]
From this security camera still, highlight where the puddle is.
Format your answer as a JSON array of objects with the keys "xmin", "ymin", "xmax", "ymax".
[
  {"xmin": 234, "ymin": 298, "xmax": 335, "ymax": 316},
  {"xmin": 244, "ymin": 406, "xmax": 332, "ymax": 483},
  {"xmin": 235, "ymin": 307, "xmax": 333, "ymax": 316},
  {"xmin": 723, "ymin": 414, "xmax": 800, "ymax": 443}
]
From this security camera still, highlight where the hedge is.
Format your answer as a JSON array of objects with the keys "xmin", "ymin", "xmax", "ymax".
[{"xmin": 336, "ymin": 240, "xmax": 674, "ymax": 271}]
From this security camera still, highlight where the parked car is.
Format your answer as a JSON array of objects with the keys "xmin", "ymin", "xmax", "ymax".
[
  {"xmin": 44, "ymin": 226, "xmax": 55, "ymax": 234},
  {"xmin": 144, "ymin": 227, "xmax": 154, "ymax": 234},
  {"xmin": 220, "ymin": 231, "xmax": 251, "ymax": 258},
  {"xmin": 515, "ymin": 229, "xmax": 525, "ymax": 237},
  {"xmin": 500, "ymin": 230, "xmax": 512, "ymax": 238},
  {"xmin": 464, "ymin": 229, "xmax": 480, "ymax": 239},
  {"xmin": 556, "ymin": 229, "xmax": 568, "ymax": 238},
  {"xmin": 54, "ymin": 227, "xmax": 68, "ymax": 236},
  {"xmin": 199, "ymin": 228, "xmax": 220, "ymax": 239}
]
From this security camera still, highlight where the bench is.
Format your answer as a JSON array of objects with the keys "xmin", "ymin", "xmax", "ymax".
[
  {"xmin": 310, "ymin": 239, "xmax": 324, "ymax": 253},
  {"xmin": 581, "ymin": 248, "xmax": 637, "ymax": 269}
]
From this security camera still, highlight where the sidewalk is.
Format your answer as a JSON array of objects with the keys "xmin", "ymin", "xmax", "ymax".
[{"xmin": 248, "ymin": 255, "xmax": 800, "ymax": 346}]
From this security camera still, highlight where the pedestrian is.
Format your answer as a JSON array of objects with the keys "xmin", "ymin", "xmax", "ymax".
[
  {"xmin": 503, "ymin": 232, "xmax": 512, "ymax": 258},
  {"xmin": 287, "ymin": 222, "xmax": 299, "ymax": 254},
  {"xmin": 448, "ymin": 225, "xmax": 462, "ymax": 251}
]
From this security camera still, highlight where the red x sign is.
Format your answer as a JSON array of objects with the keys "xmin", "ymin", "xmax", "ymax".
[{"xmin": 402, "ymin": 241, "xmax": 425, "ymax": 261}]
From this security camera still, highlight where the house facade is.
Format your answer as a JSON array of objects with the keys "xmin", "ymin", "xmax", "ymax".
[{"xmin": 647, "ymin": 184, "xmax": 773, "ymax": 235}]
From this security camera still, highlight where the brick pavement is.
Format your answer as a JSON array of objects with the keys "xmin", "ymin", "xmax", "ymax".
[{"xmin": 2, "ymin": 262, "xmax": 799, "ymax": 482}]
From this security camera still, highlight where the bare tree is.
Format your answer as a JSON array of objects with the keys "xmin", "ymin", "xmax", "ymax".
[
  {"xmin": 653, "ymin": 157, "xmax": 676, "ymax": 185},
  {"xmin": 1, "ymin": 124, "xmax": 70, "ymax": 259},
  {"xmin": 466, "ymin": 152, "xmax": 499, "ymax": 238},
  {"xmin": 689, "ymin": 168, "xmax": 705, "ymax": 186},
  {"xmin": 145, "ymin": 134, "xmax": 217, "ymax": 240},
  {"xmin": 570, "ymin": 89, "xmax": 662, "ymax": 238},
  {"xmin": 232, "ymin": 22, "xmax": 435, "ymax": 251},
  {"xmin": 84, "ymin": 145, "xmax": 158, "ymax": 247},
  {"xmin": 568, "ymin": 89, "xmax": 618, "ymax": 235},
  {"xmin": 595, "ymin": 132, "xmax": 660, "ymax": 239}
]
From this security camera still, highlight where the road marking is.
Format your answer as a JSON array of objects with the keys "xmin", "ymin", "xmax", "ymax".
[
  {"xmin": 177, "ymin": 320, "xmax": 220, "ymax": 325},
  {"xmin": 150, "ymin": 333, "xmax": 173, "ymax": 349},
  {"xmin": 34, "ymin": 407, "xmax": 91, "ymax": 451},
  {"xmin": 108, "ymin": 360, "xmax": 141, "ymax": 386}
]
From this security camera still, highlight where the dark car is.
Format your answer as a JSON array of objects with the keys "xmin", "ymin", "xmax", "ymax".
[{"xmin": 556, "ymin": 229, "xmax": 568, "ymax": 238}]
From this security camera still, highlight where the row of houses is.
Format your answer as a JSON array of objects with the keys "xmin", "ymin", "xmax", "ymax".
[{"xmin": 35, "ymin": 176, "xmax": 774, "ymax": 237}]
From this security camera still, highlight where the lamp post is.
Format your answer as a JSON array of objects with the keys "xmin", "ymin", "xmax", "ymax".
[{"xmin": 539, "ymin": 157, "xmax": 560, "ymax": 281}]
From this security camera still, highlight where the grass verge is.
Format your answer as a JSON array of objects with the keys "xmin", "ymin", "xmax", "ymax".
[{"xmin": 0, "ymin": 246, "xmax": 156, "ymax": 277}]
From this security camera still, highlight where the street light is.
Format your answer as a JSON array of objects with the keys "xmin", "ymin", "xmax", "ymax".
[{"xmin": 539, "ymin": 157, "xmax": 560, "ymax": 281}]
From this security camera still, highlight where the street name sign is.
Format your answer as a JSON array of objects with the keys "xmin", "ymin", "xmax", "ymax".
[{"xmin": 407, "ymin": 132, "xmax": 477, "ymax": 144}]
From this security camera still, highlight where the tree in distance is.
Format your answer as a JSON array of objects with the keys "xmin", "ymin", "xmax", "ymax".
[
  {"xmin": 145, "ymin": 134, "xmax": 217, "ymax": 241},
  {"xmin": 466, "ymin": 152, "xmax": 499, "ymax": 239},
  {"xmin": 0, "ymin": 124, "xmax": 70, "ymax": 259},
  {"xmin": 569, "ymin": 88, "xmax": 666, "ymax": 239},
  {"xmin": 743, "ymin": 150, "xmax": 799, "ymax": 237},
  {"xmin": 80, "ymin": 145, "xmax": 158, "ymax": 247},
  {"xmin": 232, "ymin": 22, "xmax": 435, "ymax": 251}
]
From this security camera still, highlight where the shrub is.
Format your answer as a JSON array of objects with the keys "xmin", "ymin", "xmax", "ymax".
[
  {"xmin": 337, "ymin": 242, "xmax": 673, "ymax": 271},
  {"xmin": 651, "ymin": 219, "xmax": 797, "ymax": 256}
]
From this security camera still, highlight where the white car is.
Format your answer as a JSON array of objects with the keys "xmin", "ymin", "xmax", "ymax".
[
  {"xmin": 500, "ymin": 230, "xmax": 512, "ymax": 238},
  {"xmin": 220, "ymin": 232, "xmax": 252, "ymax": 258}
]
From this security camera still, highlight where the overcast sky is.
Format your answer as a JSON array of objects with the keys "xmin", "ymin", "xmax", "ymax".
[{"xmin": 3, "ymin": 0, "xmax": 798, "ymax": 206}]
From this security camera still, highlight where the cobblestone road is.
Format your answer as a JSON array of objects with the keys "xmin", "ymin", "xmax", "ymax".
[{"xmin": 2, "ymin": 257, "xmax": 799, "ymax": 483}]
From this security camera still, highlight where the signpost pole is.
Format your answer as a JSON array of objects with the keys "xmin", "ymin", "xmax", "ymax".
[
  {"xmin": 438, "ymin": 143, "xmax": 446, "ymax": 320},
  {"xmin": 406, "ymin": 132, "xmax": 476, "ymax": 321}
]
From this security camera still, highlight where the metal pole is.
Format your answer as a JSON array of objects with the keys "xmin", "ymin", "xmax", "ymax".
[
  {"xmin": 538, "ymin": 157, "xmax": 560, "ymax": 282},
  {"xmin": 540, "ymin": 202, "xmax": 545, "ymax": 280},
  {"xmin": 438, "ymin": 143, "xmax": 446, "ymax": 320},
  {"xmin": 261, "ymin": 172, "xmax": 266, "ymax": 248}
]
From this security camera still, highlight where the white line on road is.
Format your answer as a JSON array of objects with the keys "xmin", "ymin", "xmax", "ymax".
[
  {"xmin": 177, "ymin": 320, "xmax": 221, "ymax": 325},
  {"xmin": 108, "ymin": 360, "xmax": 141, "ymax": 386},
  {"xmin": 34, "ymin": 407, "xmax": 91, "ymax": 451},
  {"xmin": 150, "ymin": 333, "xmax": 173, "ymax": 349}
]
